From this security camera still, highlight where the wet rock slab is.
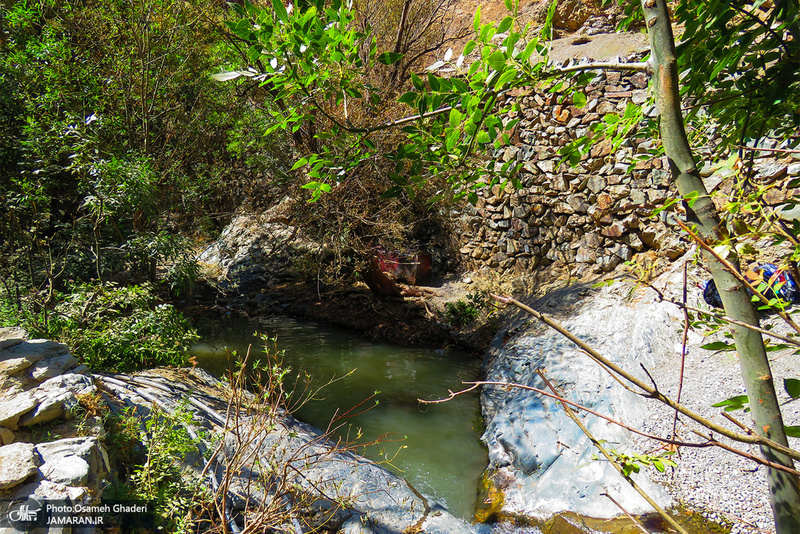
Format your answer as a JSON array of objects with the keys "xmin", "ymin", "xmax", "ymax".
[{"xmin": 481, "ymin": 280, "xmax": 679, "ymax": 520}]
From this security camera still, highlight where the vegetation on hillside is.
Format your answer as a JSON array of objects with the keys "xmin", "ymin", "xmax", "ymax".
[{"xmin": 0, "ymin": 0, "xmax": 456, "ymax": 369}]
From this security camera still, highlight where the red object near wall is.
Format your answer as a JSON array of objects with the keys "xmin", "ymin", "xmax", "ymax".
[
  {"xmin": 373, "ymin": 246, "xmax": 432, "ymax": 286},
  {"xmin": 361, "ymin": 247, "xmax": 433, "ymax": 299}
]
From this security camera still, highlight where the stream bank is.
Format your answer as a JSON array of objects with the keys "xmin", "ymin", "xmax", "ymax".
[{"xmin": 0, "ymin": 328, "xmax": 477, "ymax": 533}]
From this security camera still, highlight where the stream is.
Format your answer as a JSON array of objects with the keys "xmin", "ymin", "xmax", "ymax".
[{"xmin": 191, "ymin": 315, "xmax": 488, "ymax": 520}]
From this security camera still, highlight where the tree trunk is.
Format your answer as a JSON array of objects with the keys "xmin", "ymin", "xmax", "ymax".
[{"xmin": 640, "ymin": 1, "xmax": 800, "ymax": 532}]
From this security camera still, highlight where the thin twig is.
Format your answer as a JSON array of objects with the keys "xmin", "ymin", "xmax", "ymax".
[
  {"xmin": 672, "ymin": 253, "xmax": 691, "ymax": 446},
  {"xmin": 601, "ymin": 492, "xmax": 650, "ymax": 534},
  {"xmin": 722, "ymin": 411, "xmax": 753, "ymax": 433},
  {"xmin": 548, "ymin": 61, "xmax": 650, "ymax": 75},
  {"xmin": 733, "ymin": 144, "xmax": 800, "ymax": 155},
  {"xmin": 538, "ymin": 370, "xmax": 689, "ymax": 534},
  {"xmin": 422, "ymin": 379, "xmax": 800, "ymax": 475},
  {"xmin": 681, "ymin": 303, "xmax": 800, "ymax": 348},
  {"xmin": 431, "ymin": 380, "xmax": 709, "ymax": 446},
  {"xmin": 489, "ymin": 293, "xmax": 800, "ymax": 462},
  {"xmin": 690, "ymin": 430, "xmax": 800, "ymax": 477}
]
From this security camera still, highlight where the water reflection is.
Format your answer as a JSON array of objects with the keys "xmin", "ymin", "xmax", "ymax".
[{"xmin": 192, "ymin": 315, "xmax": 487, "ymax": 519}]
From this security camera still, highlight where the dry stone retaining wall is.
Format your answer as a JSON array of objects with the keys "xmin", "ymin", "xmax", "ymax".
[{"xmin": 457, "ymin": 68, "xmax": 800, "ymax": 279}]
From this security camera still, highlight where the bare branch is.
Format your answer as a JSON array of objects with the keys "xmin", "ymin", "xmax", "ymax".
[
  {"xmin": 538, "ymin": 370, "xmax": 689, "ymax": 534},
  {"xmin": 489, "ymin": 293, "xmax": 800, "ymax": 462},
  {"xmin": 548, "ymin": 61, "xmax": 650, "ymax": 75}
]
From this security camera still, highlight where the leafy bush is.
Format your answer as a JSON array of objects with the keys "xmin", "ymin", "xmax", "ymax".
[
  {"xmin": 444, "ymin": 298, "xmax": 480, "ymax": 327},
  {"xmin": 444, "ymin": 291, "xmax": 492, "ymax": 328},
  {"xmin": 129, "ymin": 404, "xmax": 207, "ymax": 532},
  {"xmin": 1, "ymin": 281, "xmax": 198, "ymax": 372}
]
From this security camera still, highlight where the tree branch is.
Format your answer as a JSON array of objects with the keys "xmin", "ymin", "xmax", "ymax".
[{"xmin": 490, "ymin": 293, "xmax": 800, "ymax": 462}]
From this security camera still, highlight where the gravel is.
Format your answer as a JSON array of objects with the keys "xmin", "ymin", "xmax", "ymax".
[{"xmin": 630, "ymin": 257, "xmax": 800, "ymax": 534}]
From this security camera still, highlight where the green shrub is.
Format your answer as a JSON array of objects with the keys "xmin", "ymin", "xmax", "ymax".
[
  {"xmin": 129, "ymin": 404, "xmax": 207, "ymax": 532},
  {"xmin": 1, "ymin": 281, "xmax": 198, "ymax": 372},
  {"xmin": 444, "ymin": 299, "xmax": 480, "ymax": 328},
  {"xmin": 444, "ymin": 291, "xmax": 492, "ymax": 328}
]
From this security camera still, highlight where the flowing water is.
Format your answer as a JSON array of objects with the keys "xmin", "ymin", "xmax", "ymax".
[{"xmin": 192, "ymin": 315, "xmax": 487, "ymax": 520}]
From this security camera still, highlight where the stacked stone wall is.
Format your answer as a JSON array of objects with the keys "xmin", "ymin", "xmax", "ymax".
[
  {"xmin": 457, "ymin": 69, "xmax": 800, "ymax": 280},
  {"xmin": 458, "ymin": 68, "xmax": 683, "ymax": 278}
]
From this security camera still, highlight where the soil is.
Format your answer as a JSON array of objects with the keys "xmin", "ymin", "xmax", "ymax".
[{"xmin": 262, "ymin": 275, "xmax": 499, "ymax": 352}]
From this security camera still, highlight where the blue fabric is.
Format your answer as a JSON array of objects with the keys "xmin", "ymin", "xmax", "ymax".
[{"xmin": 702, "ymin": 264, "xmax": 800, "ymax": 308}]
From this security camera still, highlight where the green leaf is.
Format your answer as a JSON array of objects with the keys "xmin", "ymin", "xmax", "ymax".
[
  {"xmin": 519, "ymin": 38, "xmax": 539, "ymax": 61},
  {"xmin": 290, "ymin": 157, "xmax": 308, "ymax": 171},
  {"xmin": 711, "ymin": 395, "xmax": 749, "ymax": 412},
  {"xmin": 785, "ymin": 425, "xmax": 800, "ymax": 438},
  {"xmin": 497, "ymin": 16, "xmax": 514, "ymax": 34},
  {"xmin": 473, "ymin": 6, "xmax": 481, "ymax": 34},
  {"xmin": 272, "ymin": 0, "xmax": 289, "ymax": 22},
  {"xmin": 494, "ymin": 68, "xmax": 518, "ymax": 90},
  {"xmin": 345, "ymin": 87, "xmax": 363, "ymax": 99},
  {"xmin": 573, "ymin": 92, "xmax": 587, "ymax": 108},
  {"xmin": 488, "ymin": 50, "xmax": 506, "ymax": 71},
  {"xmin": 377, "ymin": 52, "xmax": 403, "ymax": 65},
  {"xmin": 381, "ymin": 186, "xmax": 403, "ymax": 199},
  {"xmin": 398, "ymin": 91, "xmax": 417, "ymax": 105},
  {"xmin": 685, "ymin": 190, "xmax": 700, "ymax": 208},
  {"xmin": 445, "ymin": 129, "xmax": 460, "ymax": 151},
  {"xmin": 427, "ymin": 73, "xmax": 440, "ymax": 91},
  {"xmin": 464, "ymin": 40, "xmax": 477, "ymax": 56},
  {"xmin": 476, "ymin": 131, "xmax": 491, "ymax": 144},
  {"xmin": 411, "ymin": 73, "xmax": 424, "ymax": 91},
  {"xmin": 651, "ymin": 197, "xmax": 678, "ymax": 216},
  {"xmin": 701, "ymin": 341, "xmax": 736, "ymax": 351},
  {"xmin": 301, "ymin": 181, "xmax": 329, "ymax": 191},
  {"xmin": 449, "ymin": 108, "xmax": 463, "ymax": 129},
  {"xmin": 785, "ymin": 378, "xmax": 800, "ymax": 400}
]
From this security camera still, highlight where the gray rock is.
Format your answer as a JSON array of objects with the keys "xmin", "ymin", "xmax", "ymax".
[
  {"xmin": 29, "ymin": 353, "xmax": 79, "ymax": 381},
  {"xmin": 0, "ymin": 327, "xmax": 27, "ymax": 350},
  {"xmin": 8, "ymin": 479, "xmax": 89, "ymax": 503},
  {"xmin": 600, "ymin": 220, "xmax": 625, "ymax": 238},
  {"xmin": 566, "ymin": 194, "xmax": 589, "ymax": 213},
  {"xmin": 586, "ymin": 176, "xmax": 606, "ymax": 194},
  {"xmin": 575, "ymin": 247, "xmax": 596, "ymax": 263},
  {"xmin": 481, "ymin": 288, "xmax": 677, "ymax": 520},
  {"xmin": 341, "ymin": 516, "xmax": 375, "ymax": 533},
  {"xmin": 0, "ymin": 442, "xmax": 39, "ymax": 490},
  {"xmin": 20, "ymin": 374, "xmax": 96, "ymax": 427},
  {"xmin": 40, "ymin": 455, "xmax": 90, "ymax": 486},
  {"xmin": 0, "ymin": 427, "xmax": 14, "ymax": 445},
  {"xmin": 37, "ymin": 437, "xmax": 108, "ymax": 488},
  {"xmin": 0, "ymin": 391, "xmax": 38, "ymax": 430},
  {"xmin": 0, "ymin": 340, "xmax": 70, "ymax": 376}
]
